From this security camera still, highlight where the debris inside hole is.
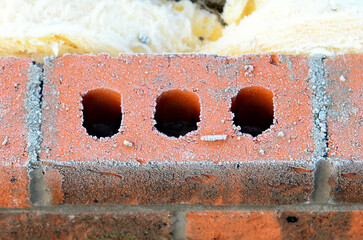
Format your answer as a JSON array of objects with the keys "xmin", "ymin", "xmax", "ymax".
[
  {"xmin": 231, "ymin": 86, "xmax": 274, "ymax": 137},
  {"xmin": 82, "ymin": 88, "xmax": 122, "ymax": 138},
  {"xmin": 154, "ymin": 89, "xmax": 200, "ymax": 138}
]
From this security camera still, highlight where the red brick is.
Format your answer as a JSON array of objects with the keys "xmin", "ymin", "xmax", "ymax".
[
  {"xmin": 41, "ymin": 54, "xmax": 314, "ymax": 205},
  {"xmin": 0, "ymin": 58, "xmax": 33, "ymax": 208},
  {"xmin": 349, "ymin": 211, "xmax": 363, "ymax": 238},
  {"xmin": 186, "ymin": 210, "xmax": 363, "ymax": 240},
  {"xmin": 0, "ymin": 166, "xmax": 30, "ymax": 208},
  {"xmin": 0, "ymin": 58, "xmax": 33, "ymax": 166},
  {"xmin": 0, "ymin": 211, "xmax": 171, "ymax": 239},
  {"xmin": 42, "ymin": 54, "xmax": 313, "ymax": 163},
  {"xmin": 325, "ymin": 55, "xmax": 363, "ymax": 203},
  {"xmin": 277, "ymin": 210, "xmax": 363, "ymax": 240},
  {"xmin": 186, "ymin": 211, "xmax": 281, "ymax": 240},
  {"xmin": 325, "ymin": 54, "xmax": 362, "ymax": 161},
  {"xmin": 330, "ymin": 161, "xmax": 363, "ymax": 203},
  {"xmin": 44, "ymin": 162, "xmax": 313, "ymax": 205}
]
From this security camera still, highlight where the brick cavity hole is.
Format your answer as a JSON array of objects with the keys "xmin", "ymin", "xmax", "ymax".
[
  {"xmin": 231, "ymin": 86, "xmax": 274, "ymax": 137},
  {"xmin": 155, "ymin": 89, "xmax": 200, "ymax": 138},
  {"xmin": 82, "ymin": 89, "xmax": 122, "ymax": 138}
]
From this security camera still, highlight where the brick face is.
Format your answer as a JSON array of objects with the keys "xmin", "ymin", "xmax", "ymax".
[
  {"xmin": 41, "ymin": 54, "xmax": 315, "ymax": 205},
  {"xmin": 44, "ymin": 161, "xmax": 313, "ymax": 205},
  {"xmin": 330, "ymin": 161, "xmax": 363, "ymax": 203},
  {"xmin": 0, "ymin": 166, "xmax": 30, "ymax": 208},
  {"xmin": 0, "ymin": 211, "xmax": 171, "ymax": 240},
  {"xmin": 325, "ymin": 54, "xmax": 363, "ymax": 203},
  {"xmin": 277, "ymin": 211, "xmax": 363, "ymax": 240},
  {"xmin": 186, "ymin": 211, "xmax": 282, "ymax": 240},
  {"xmin": 325, "ymin": 54, "xmax": 362, "ymax": 162},
  {"xmin": 0, "ymin": 58, "xmax": 33, "ymax": 208},
  {"xmin": 41, "ymin": 54, "xmax": 314, "ymax": 164},
  {"xmin": 0, "ymin": 58, "xmax": 32, "ymax": 166},
  {"xmin": 187, "ymin": 210, "xmax": 363, "ymax": 240}
]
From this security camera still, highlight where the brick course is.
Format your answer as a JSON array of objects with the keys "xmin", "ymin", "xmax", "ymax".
[
  {"xmin": 41, "ymin": 54, "xmax": 315, "ymax": 205},
  {"xmin": 0, "ymin": 211, "xmax": 171, "ymax": 239},
  {"xmin": 0, "ymin": 54, "xmax": 361, "ymax": 238}
]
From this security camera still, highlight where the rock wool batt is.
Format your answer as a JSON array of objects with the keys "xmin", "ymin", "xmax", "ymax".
[
  {"xmin": 0, "ymin": 0, "xmax": 362, "ymax": 62},
  {"xmin": 207, "ymin": 0, "xmax": 363, "ymax": 56}
]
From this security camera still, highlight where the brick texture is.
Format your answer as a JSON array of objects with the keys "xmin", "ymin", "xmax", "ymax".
[
  {"xmin": 186, "ymin": 211, "xmax": 282, "ymax": 240},
  {"xmin": 0, "ymin": 58, "xmax": 33, "ymax": 208},
  {"xmin": 0, "ymin": 53, "xmax": 362, "ymax": 239},
  {"xmin": 325, "ymin": 54, "xmax": 362, "ymax": 161},
  {"xmin": 0, "ymin": 166, "xmax": 29, "ymax": 208},
  {"xmin": 41, "ymin": 54, "xmax": 314, "ymax": 205},
  {"xmin": 0, "ymin": 211, "xmax": 171, "ymax": 239},
  {"xmin": 41, "ymin": 54, "xmax": 313, "ymax": 163},
  {"xmin": 325, "ymin": 54, "xmax": 363, "ymax": 203},
  {"xmin": 186, "ymin": 210, "xmax": 363, "ymax": 240},
  {"xmin": 44, "ymin": 161, "xmax": 313, "ymax": 205}
]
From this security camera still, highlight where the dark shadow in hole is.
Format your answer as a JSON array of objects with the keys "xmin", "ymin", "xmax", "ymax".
[
  {"xmin": 231, "ymin": 86, "xmax": 274, "ymax": 137},
  {"xmin": 82, "ymin": 88, "xmax": 122, "ymax": 138},
  {"xmin": 154, "ymin": 89, "xmax": 200, "ymax": 138},
  {"xmin": 286, "ymin": 216, "xmax": 298, "ymax": 223}
]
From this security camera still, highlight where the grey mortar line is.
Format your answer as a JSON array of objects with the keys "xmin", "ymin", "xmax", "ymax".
[
  {"xmin": 171, "ymin": 211, "xmax": 187, "ymax": 240},
  {"xmin": 0, "ymin": 203, "xmax": 362, "ymax": 214},
  {"xmin": 26, "ymin": 62, "xmax": 52, "ymax": 206},
  {"xmin": 309, "ymin": 56, "xmax": 333, "ymax": 204}
]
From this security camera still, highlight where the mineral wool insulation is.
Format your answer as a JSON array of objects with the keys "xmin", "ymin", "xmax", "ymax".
[{"xmin": 0, "ymin": 0, "xmax": 362, "ymax": 62}]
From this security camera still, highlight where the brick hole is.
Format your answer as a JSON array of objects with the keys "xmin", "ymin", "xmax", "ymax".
[
  {"xmin": 82, "ymin": 88, "xmax": 122, "ymax": 138},
  {"xmin": 286, "ymin": 216, "xmax": 298, "ymax": 223},
  {"xmin": 231, "ymin": 86, "xmax": 274, "ymax": 137},
  {"xmin": 154, "ymin": 89, "xmax": 200, "ymax": 138}
]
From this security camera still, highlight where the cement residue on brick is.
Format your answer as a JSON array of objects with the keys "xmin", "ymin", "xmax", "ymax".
[
  {"xmin": 308, "ymin": 56, "xmax": 332, "ymax": 204},
  {"xmin": 25, "ymin": 63, "xmax": 43, "ymax": 165},
  {"xmin": 44, "ymin": 160, "xmax": 314, "ymax": 205},
  {"xmin": 29, "ymin": 165, "xmax": 52, "ymax": 206},
  {"xmin": 309, "ymin": 56, "xmax": 328, "ymax": 162},
  {"xmin": 310, "ymin": 159, "xmax": 333, "ymax": 204},
  {"xmin": 26, "ymin": 62, "xmax": 52, "ymax": 206},
  {"xmin": 171, "ymin": 211, "xmax": 187, "ymax": 240}
]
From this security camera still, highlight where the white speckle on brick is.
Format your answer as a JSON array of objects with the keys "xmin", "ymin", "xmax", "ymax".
[
  {"xmin": 201, "ymin": 135, "xmax": 227, "ymax": 141},
  {"xmin": 2, "ymin": 137, "xmax": 8, "ymax": 146},
  {"xmin": 244, "ymin": 65, "xmax": 254, "ymax": 72},
  {"xmin": 339, "ymin": 75, "xmax": 346, "ymax": 81},
  {"xmin": 259, "ymin": 149, "xmax": 265, "ymax": 155},
  {"xmin": 278, "ymin": 131, "xmax": 285, "ymax": 137},
  {"xmin": 123, "ymin": 140, "xmax": 133, "ymax": 147}
]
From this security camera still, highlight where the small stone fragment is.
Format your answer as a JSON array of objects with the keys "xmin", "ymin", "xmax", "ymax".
[{"xmin": 123, "ymin": 140, "xmax": 133, "ymax": 147}]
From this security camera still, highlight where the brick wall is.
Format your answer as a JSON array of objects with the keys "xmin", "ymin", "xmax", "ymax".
[{"xmin": 0, "ymin": 54, "xmax": 361, "ymax": 239}]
